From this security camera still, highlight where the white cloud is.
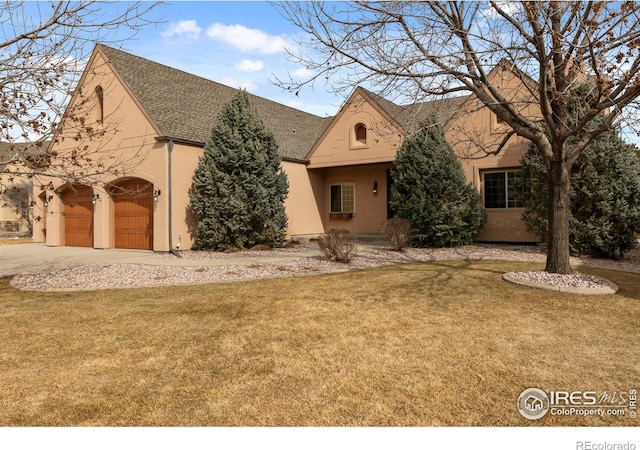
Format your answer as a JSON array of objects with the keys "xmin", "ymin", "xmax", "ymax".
[
  {"xmin": 291, "ymin": 67, "xmax": 313, "ymax": 78},
  {"xmin": 161, "ymin": 20, "xmax": 202, "ymax": 40},
  {"xmin": 482, "ymin": 1, "xmax": 522, "ymax": 18},
  {"xmin": 235, "ymin": 59, "xmax": 264, "ymax": 72},
  {"xmin": 206, "ymin": 23, "xmax": 292, "ymax": 54}
]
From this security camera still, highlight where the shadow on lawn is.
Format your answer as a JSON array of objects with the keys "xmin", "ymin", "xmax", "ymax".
[
  {"xmin": 361, "ymin": 259, "xmax": 515, "ymax": 302},
  {"xmin": 577, "ymin": 266, "xmax": 640, "ymax": 301},
  {"xmin": 368, "ymin": 258, "xmax": 640, "ymax": 302}
]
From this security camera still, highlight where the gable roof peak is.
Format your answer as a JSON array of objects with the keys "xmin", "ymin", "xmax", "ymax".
[
  {"xmin": 345, "ymin": 85, "xmax": 468, "ymax": 132},
  {"xmin": 95, "ymin": 44, "xmax": 330, "ymax": 161}
]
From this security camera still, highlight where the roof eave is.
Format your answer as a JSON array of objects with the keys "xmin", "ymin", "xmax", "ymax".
[
  {"xmin": 281, "ymin": 156, "xmax": 309, "ymax": 164},
  {"xmin": 154, "ymin": 136, "xmax": 310, "ymax": 164},
  {"xmin": 154, "ymin": 136, "xmax": 204, "ymax": 147}
]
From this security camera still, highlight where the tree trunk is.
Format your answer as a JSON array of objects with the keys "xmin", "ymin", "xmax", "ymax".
[{"xmin": 545, "ymin": 158, "xmax": 573, "ymax": 274}]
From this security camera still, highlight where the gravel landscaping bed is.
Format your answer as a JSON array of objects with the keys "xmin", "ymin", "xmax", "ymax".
[
  {"xmin": 505, "ymin": 271, "xmax": 614, "ymax": 289},
  {"xmin": 10, "ymin": 242, "xmax": 640, "ymax": 291}
]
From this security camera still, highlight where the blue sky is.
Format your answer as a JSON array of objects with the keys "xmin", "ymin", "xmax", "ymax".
[
  {"xmin": 114, "ymin": 1, "xmax": 341, "ymax": 118},
  {"xmin": 15, "ymin": 1, "xmax": 640, "ymax": 143}
]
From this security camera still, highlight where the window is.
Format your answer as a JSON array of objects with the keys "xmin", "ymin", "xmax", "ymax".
[
  {"xmin": 330, "ymin": 184, "xmax": 355, "ymax": 213},
  {"xmin": 355, "ymin": 123, "xmax": 367, "ymax": 144},
  {"xmin": 483, "ymin": 170, "xmax": 526, "ymax": 208},
  {"xmin": 95, "ymin": 85, "xmax": 104, "ymax": 124}
]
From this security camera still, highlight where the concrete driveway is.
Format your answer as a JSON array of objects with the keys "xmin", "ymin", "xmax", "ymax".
[
  {"xmin": 0, "ymin": 244, "xmax": 158, "ymax": 278},
  {"xmin": 0, "ymin": 243, "xmax": 321, "ymax": 278}
]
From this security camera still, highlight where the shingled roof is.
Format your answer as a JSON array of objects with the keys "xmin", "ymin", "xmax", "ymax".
[
  {"xmin": 358, "ymin": 87, "xmax": 469, "ymax": 133},
  {"xmin": 97, "ymin": 46, "xmax": 467, "ymax": 162},
  {"xmin": 98, "ymin": 45, "xmax": 332, "ymax": 161}
]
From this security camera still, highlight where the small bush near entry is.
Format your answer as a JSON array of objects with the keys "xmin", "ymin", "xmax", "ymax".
[
  {"xmin": 318, "ymin": 229, "xmax": 358, "ymax": 263},
  {"xmin": 381, "ymin": 218, "xmax": 412, "ymax": 251}
]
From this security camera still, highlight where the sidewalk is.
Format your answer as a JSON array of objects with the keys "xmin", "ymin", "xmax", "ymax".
[{"xmin": 0, "ymin": 243, "xmax": 322, "ymax": 278}]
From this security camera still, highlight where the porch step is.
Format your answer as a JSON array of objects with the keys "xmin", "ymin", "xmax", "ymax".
[
  {"xmin": 353, "ymin": 233, "xmax": 383, "ymax": 241},
  {"xmin": 353, "ymin": 233, "xmax": 389, "ymax": 246},
  {"xmin": 290, "ymin": 233, "xmax": 389, "ymax": 247}
]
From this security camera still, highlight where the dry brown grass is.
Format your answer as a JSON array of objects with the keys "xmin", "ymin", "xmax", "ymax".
[{"xmin": 0, "ymin": 260, "xmax": 638, "ymax": 426}]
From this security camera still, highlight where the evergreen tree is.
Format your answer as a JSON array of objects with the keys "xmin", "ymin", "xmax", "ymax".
[
  {"xmin": 522, "ymin": 129, "xmax": 640, "ymax": 259},
  {"xmin": 390, "ymin": 122, "xmax": 487, "ymax": 247},
  {"xmin": 189, "ymin": 90, "xmax": 289, "ymax": 251}
]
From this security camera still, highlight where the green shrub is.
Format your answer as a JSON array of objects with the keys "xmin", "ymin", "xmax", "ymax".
[
  {"xmin": 521, "ymin": 131, "xmax": 640, "ymax": 259},
  {"xmin": 189, "ymin": 90, "xmax": 289, "ymax": 251},
  {"xmin": 389, "ymin": 120, "xmax": 486, "ymax": 247}
]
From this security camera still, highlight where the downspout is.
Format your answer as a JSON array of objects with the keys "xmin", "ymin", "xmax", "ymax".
[{"xmin": 167, "ymin": 138, "xmax": 182, "ymax": 258}]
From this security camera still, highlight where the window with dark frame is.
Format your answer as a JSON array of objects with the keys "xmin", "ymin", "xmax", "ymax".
[
  {"xmin": 507, "ymin": 171, "xmax": 526, "ymax": 208},
  {"xmin": 330, "ymin": 184, "xmax": 355, "ymax": 213},
  {"xmin": 483, "ymin": 170, "xmax": 525, "ymax": 209}
]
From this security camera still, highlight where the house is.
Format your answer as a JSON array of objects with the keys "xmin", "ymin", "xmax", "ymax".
[
  {"xmin": 32, "ymin": 45, "xmax": 537, "ymax": 251},
  {"xmin": 1, "ymin": 141, "xmax": 49, "ymax": 235}
]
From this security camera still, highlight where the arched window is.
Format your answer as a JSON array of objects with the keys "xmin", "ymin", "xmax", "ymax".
[
  {"xmin": 95, "ymin": 85, "xmax": 104, "ymax": 124},
  {"xmin": 355, "ymin": 123, "xmax": 367, "ymax": 144}
]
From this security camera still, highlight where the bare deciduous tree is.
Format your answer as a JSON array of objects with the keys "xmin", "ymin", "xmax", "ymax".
[
  {"xmin": 1, "ymin": 179, "xmax": 32, "ymax": 235},
  {"xmin": 275, "ymin": 1, "xmax": 640, "ymax": 274},
  {"xmin": 0, "ymin": 1, "xmax": 160, "ymax": 198}
]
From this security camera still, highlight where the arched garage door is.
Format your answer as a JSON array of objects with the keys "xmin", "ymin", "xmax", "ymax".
[
  {"xmin": 63, "ymin": 185, "xmax": 94, "ymax": 247},
  {"xmin": 113, "ymin": 179, "xmax": 154, "ymax": 250}
]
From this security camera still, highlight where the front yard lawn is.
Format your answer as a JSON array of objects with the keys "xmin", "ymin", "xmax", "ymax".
[{"xmin": 0, "ymin": 260, "xmax": 638, "ymax": 426}]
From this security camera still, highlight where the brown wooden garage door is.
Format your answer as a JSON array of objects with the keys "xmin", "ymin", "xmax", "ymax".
[
  {"xmin": 63, "ymin": 185, "xmax": 94, "ymax": 247},
  {"xmin": 114, "ymin": 180, "xmax": 154, "ymax": 250}
]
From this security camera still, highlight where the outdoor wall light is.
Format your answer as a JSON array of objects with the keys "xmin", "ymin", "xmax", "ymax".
[
  {"xmin": 43, "ymin": 196, "xmax": 53, "ymax": 207},
  {"xmin": 372, "ymin": 181, "xmax": 378, "ymax": 194},
  {"xmin": 91, "ymin": 193, "xmax": 100, "ymax": 205},
  {"xmin": 153, "ymin": 189, "xmax": 161, "ymax": 202}
]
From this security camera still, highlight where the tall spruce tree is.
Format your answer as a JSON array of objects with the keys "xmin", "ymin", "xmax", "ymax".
[
  {"xmin": 390, "ymin": 122, "xmax": 486, "ymax": 247},
  {"xmin": 189, "ymin": 90, "xmax": 289, "ymax": 251},
  {"xmin": 522, "ymin": 129, "xmax": 640, "ymax": 259}
]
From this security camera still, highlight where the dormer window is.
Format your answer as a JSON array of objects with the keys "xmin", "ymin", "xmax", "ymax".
[
  {"xmin": 95, "ymin": 85, "xmax": 104, "ymax": 124},
  {"xmin": 355, "ymin": 123, "xmax": 367, "ymax": 144}
]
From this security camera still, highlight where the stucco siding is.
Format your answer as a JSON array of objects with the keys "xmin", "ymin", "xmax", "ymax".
[
  {"xmin": 308, "ymin": 92, "xmax": 400, "ymax": 168},
  {"xmin": 281, "ymin": 161, "xmax": 324, "ymax": 237},
  {"xmin": 317, "ymin": 164, "xmax": 392, "ymax": 234},
  {"xmin": 476, "ymin": 209, "xmax": 537, "ymax": 242},
  {"xmin": 166, "ymin": 142, "xmax": 202, "ymax": 251}
]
